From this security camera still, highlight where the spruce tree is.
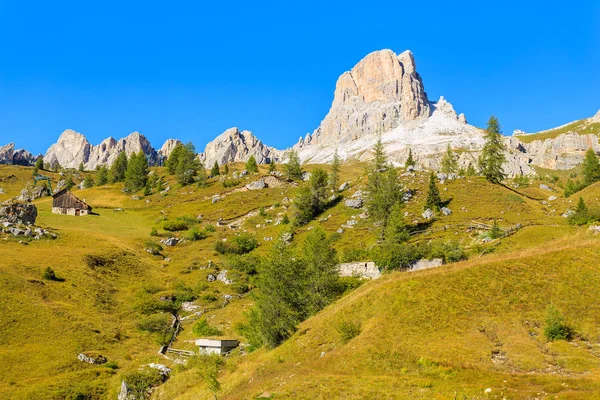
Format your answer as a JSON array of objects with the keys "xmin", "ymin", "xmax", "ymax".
[
  {"xmin": 268, "ymin": 159, "xmax": 276, "ymax": 173},
  {"xmin": 330, "ymin": 149, "xmax": 341, "ymax": 191},
  {"xmin": 302, "ymin": 228, "xmax": 339, "ymax": 315},
  {"xmin": 576, "ymin": 196, "xmax": 588, "ymax": 214},
  {"xmin": 165, "ymin": 144, "xmax": 184, "ymax": 174},
  {"xmin": 95, "ymin": 165, "xmax": 109, "ymax": 186},
  {"xmin": 479, "ymin": 115, "xmax": 506, "ymax": 184},
  {"xmin": 425, "ymin": 172, "xmax": 442, "ymax": 211},
  {"xmin": 82, "ymin": 175, "xmax": 94, "ymax": 189},
  {"xmin": 441, "ymin": 144, "xmax": 458, "ymax": 174},
  {"xmin": 196, "ymin": 162, "xmax": 208, "ymax": 188},
  {"xmin": 110, "ymin": 151, "xmax": 128, "ymax": 183},
  {"xmin": 489, "ymin": 219, "xmax": 503, "ymax": 239},
  {"xmin": 293, "ymin": 168, "xmax": 329, "ymax": 226},
  {"xmin": 583, "ymin": 148, "xmax": 600, "ymax": 186},
  {"xmin": 373, "ymin": 135, "xmax": 387, "ymax": 171},
  {"xmin": 65, "ymin": 175, "xmax": 75, "ymax": 190},
  {"xmin": 35, "ymin": 157, "xmax": 44, "ymax": 171},
  {"xmin": 246, "ymin": 155, "xmax": 258, "ymax": 173},
  {"xmin": 466, "ymin": 164, "xmax": 477, "ymax": 177},
  {"xmin": 211, "ymin": 161, "xmax": 220, "ymax": 177},
  {"xmin": 223, "ymin": 164, "xmax": 229, "ymax": 175},
  {"xmin": 284, "ymin": 149, "xmax": 303, "ymax": 180},
  {"xmin": 78, "ymin": 162, "xmax": 85, "ymax": 172},
  {"xmin": 124, "ymin": 151, "xmax": 149, "ymax": 192},
  {"xmin": 174, "ymin": 143, "xmax": 198, "ymax": 186},
  {"xmin": 405, "ymin": 148, "xmax": 415, "ymax": 167},
  {"xmin": 385, "ymin": 202, "xmax": 410, "ymax": 244}
]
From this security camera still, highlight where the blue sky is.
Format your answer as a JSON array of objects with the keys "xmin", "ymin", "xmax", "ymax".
[{"xmin": 1, "ymin": 0, "xmax": 599, "ymax": 155}]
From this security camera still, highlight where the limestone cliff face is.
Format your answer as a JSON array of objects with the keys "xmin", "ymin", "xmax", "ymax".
[
  {"xmin": 158, "ymin": 139, "xmax": 183, "ymax": 160},
  {"xmin": 199, "ymin": 127, "xmax": 281, "ymax": 167},
  {"xmin": 0, "ymin": 143, "xmax": 38, "ymax": 166},
  {"xmin": 0, "ymin": 143, "xmax": 16, "ymax": 165},
  {"xmin": 297, "ymin": 49, "xmax": 431, "ymax": 148},
  {"xmin": 44, "ymin": 130, "xmax": 158, "ymax": 170}
]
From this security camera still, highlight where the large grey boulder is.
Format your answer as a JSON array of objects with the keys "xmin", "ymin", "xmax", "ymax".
[
  {"xmin": 345, "ymin": 198, "xmax": 363, "ymax": 209},
  {"xmin": 0, "ymin": 200, "xmax": 37, "ymax": 225},
  {"xmin": 246, "ymin": 179, "xmax": 266, "ymax": 190},
  {"xmin": 422, "ymin": 208, "xmax": 434, "ymax": 220}
]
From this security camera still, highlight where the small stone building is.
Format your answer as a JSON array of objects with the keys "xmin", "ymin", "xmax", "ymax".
[
  {"xmin": 194, "ymin": 339, "xmax": 239, "ymax": 355},
  {"xmin": 52, "ymin": 189, "xmax": 92, "ymax": 216}
]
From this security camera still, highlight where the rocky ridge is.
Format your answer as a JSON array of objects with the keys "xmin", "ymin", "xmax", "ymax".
[{"xmin": 0, "ymin": 143, "xmax": 37, "ymax": 166}]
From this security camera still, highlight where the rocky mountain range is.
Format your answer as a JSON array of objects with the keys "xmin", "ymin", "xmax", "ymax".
[{"xmin": 1, "ymin": 49, "xmax": 598, "ymax": 176}]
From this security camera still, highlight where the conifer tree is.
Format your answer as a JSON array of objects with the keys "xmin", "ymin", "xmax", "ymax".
[
  {"xmin": 441, "ymin": 144, "xmax": 458, "ymax": 174},
  {"xmin": 576, "ymin": 196, "xmax": 588, "ymax": 214},
  {"xmin": 124, "ymin": 151, "xmax": 149, "ymax": 192},
  {"xmin": 478, "ymin": 115, "xmax": 505, "ymax": 184},
  {"xmin": 330, "ymin": 149, "xmax": 341, "ymax": 191},
  {"xmin": 174, "ymin": 143, "xmax": 198, "ymax": 186},
  {"xmin": 489, "ymin": 219, "xmax": 503, "ymax": 239},
  {"xmin": 110, "ymin": 151, "xmax": 128, "ymax": 183},
  {"xmin": 223, "ymin": 164, "xmax": 229, "ymax": 175},
  {"xmin": 373, "ymin": 135, "xmax": 387, "ymax": 171},
  {"xmin": 245, "ymin": 155, "xmax": 258, "ymax": 173},
  {"xmin": 302, "ymin": 228, "xmax": 339, "ymax": 315},
  {"xmin": 284, "ymin": 149, "xmax": 303, "ymax": 180},
  {"xmin": 425, "ymin": 172, "xmax": 442, "ymax": 211},
  {"xmin": 78, "ymin": 162, "xmax": 85, "ymax": 172},
  {"xmin": 211, "ymin": 161, "xmax": 220, "ymax": 177},
  {"xmin": 466, "ymin": 164, "xmax": 477, "ymax": 177},
  {"xmin": 385, "ymin": 202, "xmax": 410, "ymax": 244},
  {"xmin": 82, "ymin": 175, "xmax": 94, "ymax": 189},
  {"xmin": 405, "ymin": 148, "xmax": 415, "ymax": 167},
  {"xmin": 268, "ymin": 159, "xmax": 276, "ymax": 173},
  {"xmin": 293, "ymin": 168, "xmax": 329, "ymax": 226},
  {"xmin": 65, "ymin": 175, "xmax": 75, "ymax": 190},
  {"xmin": 35, "ymin": 157, "xmax": 44, "ymax": 171},
  {"xmin": 165, "ymin": 143, "xmax": 184, "ymax": 175},
  {"xmin": 95, "ymin": 165, "xmax": 109, "ymax": 186},
  {"xmin": 366, "ymin": 140, "xmax": 402, "ymax": 232},
  {"xmin": 583, "ymin": 148, "xmax": 600, "ymax": 186}
]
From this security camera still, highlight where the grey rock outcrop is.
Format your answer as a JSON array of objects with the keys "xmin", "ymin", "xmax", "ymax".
[
  {"xmin": 199, "ymin": 127, "xmax": 281, "ymax": 168},
  {"xmin": 0, "ymin": 143, "xmax": 37, "ymax": 166},
  {"xmin": 44, "ymin": 130, "xmax": 159, "ymax": 170},
  {"xmin": 158, "ymin": 139, "xmax": 182, "ymax": 160},
  {"xmin": 0, "ymin": 200, "xmax": 37, "ymax": 225}
]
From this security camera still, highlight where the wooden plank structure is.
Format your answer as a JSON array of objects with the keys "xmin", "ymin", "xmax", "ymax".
[{"xmin": 51, "ymin": 189, "xmax": 92, "ymax": 216}]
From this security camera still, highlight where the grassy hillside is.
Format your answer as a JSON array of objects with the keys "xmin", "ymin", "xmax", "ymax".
[
  {"xmin": 1, "ymin": 162, "xmax": 600, "ymax": 399},
  {"xmin": 517, "ymin": 119, "xmax": 600, "ymax": 144}
]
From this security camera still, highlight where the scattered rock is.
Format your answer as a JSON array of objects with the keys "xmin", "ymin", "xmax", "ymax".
[
  {"xmin": 336, "ymin": 228, "xmax": 344, "ymax": 234},
  {"xmin": 548, "ymin": 195, "xmax": 557, "ymax": 201},
  {"xmin": 301, "ymin": 172, "xmax": 311, "ymax": 181},
  {"xmin": 281, "ymin": 232, "xmax": 293, "ymax": 244},
  {"xmin": 77, "ymin": 352, "xmax": 107, "ymax": 365},
  {"xmin": 539, "ymin": 184, "xmax": 552, "ymax": 192},
  {"xmin": 441, "ymin": 207, "xmax": 452, "ymax": 216},
  {"xmin": 562, "ymin": 209, "xmax": 575, "ymax": 218},
  {"xmin": 345, "ymin": 198, "xmax": 363, "ymax": 209},
  {"xmin": 339, "ymin": 182, "xmax": 350, "ymax": 191},
  {"xmin": 0, "ymin": 200, "xmax": 37, "ymax": 225},
  {"xmin": 212, "ymin": 195, "xmax": 221, "ymax": 204},
  {"xmin": 207, "ymin": 274, "xmax": 216, "ymax": 282},
  {"xmin": 589, "ymin": 226, "xmax": 600, "ymax": 234},
  {"xmin": 217, "ymin": 270, "xmax": 233, "ymax": 285},
  {"xmin": 246, "ymin": 179, "xmax": 266, "ymax": 190},
  {"xmin": 162, "ymin": 237, "xmax": 179, "ymax": 246},
  {"xmin": 422, "ymin": 208, "xmax": 434, "ymax": 220}
]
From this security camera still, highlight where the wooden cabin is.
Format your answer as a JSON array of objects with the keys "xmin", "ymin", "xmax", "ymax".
[{"xmin": 52, "ymin": 189, "xmax": 92, "ymax": 216}]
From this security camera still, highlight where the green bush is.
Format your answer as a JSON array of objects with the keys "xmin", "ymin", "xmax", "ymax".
[
  {"xmin": 425, "ymin": 240, "xmax": 466, "ymax": 263},
  {"xmin": 205, "ymin": 224, "xmax": 216, "ymax": 232},
  {"xmin": 163, "ymin": 220, "xmax": 189, "ymax": 231},
  {"xmin": 222, "ymin": 179, "xmax": 241, "ymax": 188},
  {"xmin": 186, "ymin": 228, "xmax": 207, "ymax": 241},
  {"xmin": 42, "ymin": 267, "xmax": 58, "ymax": 281},
  {"xmin": 226, "ymin": 254, "xmax": 260, "ymax": 275},
  {"xmin": 136, "ymin": 314, "xmax": 175, "ymax": 345},
  {"xmin": 215, "ymin": 234, "xmax": 258, "ymax": 255},
  {"xmin": 192, "ymin": 319, "xmax": 223, "ymax": 337},
  {"xmin": 544, "ymin": 306, "xmax": 574, "ymax": 341},
  {"xmin": 150, "ymin": 227, "xmax": 159, "ymax": 236},
  {"xmin": 336, "ymin": 320, "xmax": 361, "ymax": 343},
  {"xmin": 200, "ymin": 293, "xmax": 218, "ymax": 303},
  {"xmin": 144, "ymin": 241, "xmax": 163, "ymax": 255},
  {"xmin": 121, "ymin": 368, "xmax": 164, "ymax": 399},
  {"xmin": 373, "ymin": 243, "xmax": 422, "ymax": 270},
  {"xmin": 105, "ymin": 361, "xmax": 119, "ymax": 370},
  {"xmin": 341, "ymin": 248, "xmax": 370, "ymax": 263}
]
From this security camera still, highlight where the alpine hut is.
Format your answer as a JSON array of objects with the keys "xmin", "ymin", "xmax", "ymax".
[{"xmin": 51, "ymin": 189, "xmax": 92, "ymax": 216}]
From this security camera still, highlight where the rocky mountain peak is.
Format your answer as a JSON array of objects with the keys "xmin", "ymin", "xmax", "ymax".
[
  {"xmin": 158, "ymin": 139, "xmax": 183, "ymax": 159},
  {"xmin": 431, "ymin": 96, "xmax": 467, "ymax": 124},
  {"xmin": 199, "ymin": 127, "xmax": 281, "ymax": 168},
  {"xmin": 592, "ymin": 109, "xmax": 600, "ymax": 123}
]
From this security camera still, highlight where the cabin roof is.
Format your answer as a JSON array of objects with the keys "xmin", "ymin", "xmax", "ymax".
[{"xmin": 52, "ymin": 189, "xmax": 92, "ymax": 211}]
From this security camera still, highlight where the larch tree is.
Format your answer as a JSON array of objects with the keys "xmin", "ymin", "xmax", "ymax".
[{"xmin": 478, "ymin": 115, "xmax": 506, "ymax": 184}]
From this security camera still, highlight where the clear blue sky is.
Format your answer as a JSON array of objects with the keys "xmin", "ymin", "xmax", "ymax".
[{"xmin": 1, "ymin": 0, "xmax": 599, "ymax": 155}]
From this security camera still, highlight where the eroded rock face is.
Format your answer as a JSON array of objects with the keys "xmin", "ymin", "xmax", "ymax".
[
  {"xmin": 0, "ymin": 143, "xmax": 36, "ymax": 166},
  {"xmin": 158, "ymin": 139, "xmax": 182, "ymax": 160},
  {"xmin": 0, "ymin": 143, "xmax": 13, "ymax": 164},
  {"xmin": 297, "ymin": 49, "xmax": 431, "ymax": 149},
  {"xmin": 0, "ymin": 200, "xmax": 37, "ymax": 225},
  {"xmin": 44, "ymin": 130, "xmax": 159, "ymax": 170},
  {"xmin": 199, "ymin": 127, "xmax": 281, "ymax": 168}
]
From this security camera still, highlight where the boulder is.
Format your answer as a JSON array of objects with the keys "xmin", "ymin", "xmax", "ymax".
[
  {"xmin": 441, "ymin": 207, "xmax": 452, "ymax": 216},
  {"xmin": 162, "ymin": 237, "xmax": 179, "ymax": 246},
  {"xmin": 246, "ymin": 179, "xmax": 266, "ymax": 190},
  {"xmin": 548, "ymin": 195, "xmax": 557, "ymax": 201},
  {"xmin": 216, "ymin": 270, "xmax": 233, "ymax": 285},
  {"xmin": 422, "ymin": 208, "xmax": 434, "ymax": 220},
  {"xmin": 0, "ymin": 200, "xmax": 37, "ymax": 225},
  {"xmin": 338, "ymin": 182, "xmax": 350, "ymax": 192},
  {"xmin": 77, "ymin": 352, "xmax": 107, "ymax": 364},
  {"xmin": 344, "ymin": 198, "xmax": 363, "ymax": 209},
  {"xmin": 301, "ymin": 172, "xmax": 312, "ymax": 181},
  {"xmin": 539, "ymin": 184, "xmax": 552, "ymax": 192}
]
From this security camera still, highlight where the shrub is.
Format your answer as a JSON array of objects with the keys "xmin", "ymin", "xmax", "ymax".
[
  {"xmin": 192, "ymin": 319, "xmax": 222, "ymax": 337},
  {"xmin": 150, "ymin": 227, "xmax": 158, "ymax": 236},
  {"xmin": 200, "ymin": 293, "xmax": 218, "ymax": 303},
  {"xmin": 145, "ymin": 241, "xmax": 163, "ymax": 255},
  {"xmin": 136, "ymin": 314, "xmax": 175, "ymax": 345},
  {"xmin": 105, "ymin": 361, "xmax": 119, "ymax": 370},
  {"xmin": 121, "ymin": 368, "xmax": 164, "ymax": 399},
  {"xmin": 336, "ymin": 320, "xmax": 361, "ymax": 343},
  {"xmin": 282, "ymin": 214, "xmax": 290, "ymax": 225},
  {"xmin": 83, "ymin": 254, "xmax": 115, "ymax": 270},
  {"xmin": 42, "ymin": 267, "xmax": 58, "ymax": 281},
  {"xmin": 373, "ymin": 243, "xmax": 422, "ymax": 270},
  {"xmin": 513, "ymin": 175, "xmax": 529, "ymax": 187},
  {"xmin": 544, "ymin": 306, "xmax": 574, "ymax": 341},
  {"xmin": 163, "ymin": 220, "xmax": 189, "ymax": 231},
  {"xmin": 215, "ymin": 234, "xmax": 258, "ymax": 255},
  {"xmin": 259, "ymin": 206, "xmax": 266, "ymax": 217},
  {"xmin": 186, "ymin": 228, "xmax": 207, "ymax": 241},
  {"xmin": 205, "ymin": 224, "xmax": 216, "ymax": 233},
  {"xmin": 222, "ymin": 179, "xmax": 241, "ymax": 188},
  {"xmin": 341, "ymin": 248, "xmax": 370, "ymax": 263},
  {"xmin": 425, "ymin": 240, "xmax": 466, "ymax": 263},
  {"xmin": 226, "ymin": 254, "xmax": 260, "ymax": 275}
]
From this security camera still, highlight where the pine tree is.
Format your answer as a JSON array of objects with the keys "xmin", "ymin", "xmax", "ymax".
[
  {"xmin": 425, "ymin": 172, "xmax": 442, "ymax": 211},
  {"xmin": 466, "ymin": 164, "xmax": 477, "ymax": 177},
  {"xmin": 124, "ymin": 151, "xmax": 149, "ymax": 192},
  {"xmin": 82, "ymin": 175, "xmax": 94, "ymax": 189},
  {"xmin": 293, "ymin": 168, "xmax": 329, "ymax": 226},
  {"xmin": 489, "ymin": 219, "xmax": 503, "ymax": 239},
  {"xmin": 441, "ymin": 144, "xmax": 458, "ymax": 174},
  {"xmin": 174, "ymin": 143, "xmax": 198, "ymax": 186},
  {"xmin": 405, "ymin": 148, "xmax": 415, "ymax": 167},
  {"xmin": 583, "ymin": 148, "xmax": 600, "ymax": 186},
  {"xmin": 268, "ymin": 159, "xmax": 276, "ymax": 173},
  {"xmin": 564, "ymin": 178, "xmax": 577, "ymax": 197},
  {"xmin": 478, "ymin": 115, "xmax": 506, "ymax": 184},
  {"xmin": 78, "ymin": 162, "xmax": 85, "ymax": 172},
  {"xmin": 576, "ymin": 196, "xmax": 588, "ymax": 214},
  {"xmin": 110, "ymin": 152, "xmax": 128, "ymax": 183},
  {"xmin": 35, "ymin": 157, "xmax": 44, "ymax": 171},
  {"xmin": 95, "ymin": 165, "xmax": 109, "ymax": 186},
  {"xmin": 165, "ymin": 143, "xmax": 184, "ymax": 175},
  {"xmin": 385, "ymin": 202, "xmax": 409, "ymax": 244},
  {"xmin": 373, "ymin": 135, "xmax": 387, "ymax": 171},
  {"xmin": 223, "ymin": 164, "xmax": 229, "ymax": 175},
  {"xmin": 330, "ymin": 149, "xmax": 341, "ymax": 191},
  {"xmin": 246, "ymin": 155, "xmax": 258, "ymax": 173},
  {"xmin": 196, "ymin": 162, "xmax": 208, "ymax": 188},
  {"xmin": 65, "ymin": 175, "xmax": 75, "ymax": 190},
  {"xmin": 284, "ymin": 149, "xmax": 303, "ymax": 180},
  {"xmin": 211, "ymin": 161, "xmax": 220, "ymax": 177},
  {"xmin": 302, "ymin": 228, "xmax": 339, "ymax": 315}
]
